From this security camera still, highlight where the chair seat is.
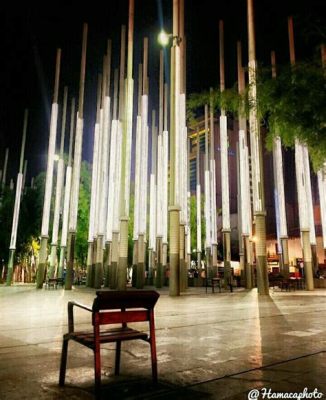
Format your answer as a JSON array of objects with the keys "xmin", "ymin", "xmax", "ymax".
[{"xmin": 66, "ymin": 327, "xmax": 148, "ymax": 348}]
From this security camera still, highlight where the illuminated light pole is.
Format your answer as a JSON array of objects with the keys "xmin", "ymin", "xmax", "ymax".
[
  {"xmin": 99, "ymin": 43, "xmax": 112, "ymax": 288},
  {"xmin": 137, "ymin": 38, "xmax": 149, "ymax": 289},
  {"xmin": 22, "ymin": 160, "xmax": 27, "ymax": 194},
  {"xmin": 247, "ymin": 0, "xmax": 269, "ymax": 294},
  {"xmin": 155, "ymin": 50, "xmax": 164, "ymax": 288},
  {"xmin": 186, "ymin": 136, "xmax": 191, "ymax": 278},
  {"xmin": 106, "ymin": 68, "xmax": 120, "ymax": 289},
  {"xmin": 196, "ymin": 128, "xmax": 202, "ymax": 269},
  {"xmin": 132, "ymin": 63, "xmax": 142, "ymax": 285},
  {"xmin": 317, "ymin": 164, "xmax": 326, "ymax": 259},
  {"xmin": 204, "ymin": 104, "xmax": 212, "ymax": 278},
  {"xmin": 6, "ymin": 110, "xmax": 28, "ymax": 285},
  {"xmin": 270, "ymin": 51, "xmax": 289, "ymax": 278},
  {"xmin": 36, "ymin": 49, "xmax": 61, "ymax": 289},
  {"xmin": 178, "ymin": 0, "xmax": 188, "ymax": 292},
  {"xmin": 219, "ymin": 21, "xmax": 232, "ymax": 286},
  {"xmin": 209, "ymin": 89, "xmax": 218, "ymax": 278},
  {"xmin": 237, "ymin": 41, "xmax": 246, "ymax": 286},
  {"xmin": 162, "ymin": 83, "xmax": 169, "ymax": 279},
  {"xmin": 288, "ymin": 16, "xmax": 314, "ymax": 290},
  {"xmin": 49, "ymin": 86, "xmax": 68, "ymax": 279},
  {"xmin": 65, "ymin": 24, "xmax": 88, "ymax": 290},
  {"xmin": 117, "ymin": 0, "xmax": 134, "ymax": 290},
  {"xmin": 303, "ymin": 143, "xmax": 318, "ymax": 271},
  {"xmin": 58, "ymin": 97, "xmax": 75, "ymax": 280},
  {"xmin": 164, "ymin": 0, "xmax": 182, "ymax": 296},
  {"xmin": 93, "ymin": 67, "xmax": 106, "ymax": 289},
  {"xmin": 237, "ymin": 41, "xmax": 253, "ymax": 289},
  {"xmin": 317, "ymin": 45, "xmax": 326, "ymax": 261},
  {"xmin": 93, "ymin": 51, "xmax": 111, "ymax": 289},
  {"xmin": 86, "ymin": 74, "xmax": 102, "ymax": 288},
  {"xmin": 149, "ymin": 110, "xmax": 157, "ymax": 284}
]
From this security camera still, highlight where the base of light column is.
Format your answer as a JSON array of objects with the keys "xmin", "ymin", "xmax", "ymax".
[
  {"xmin": 94, "ymin": 235, "xmax": 104, "ymax": 289},
  {"xmin": 103, "ymin": 242, "xmax": 111, "ymax": 287},
  {"xmin": 117, "ymin": 217, "xmax": 129, "ymax": 290},
  {"xmin": 36, "ymin": 236, "xmax": 49, "ymax": 289},
  {"xmin": 86, "ymin": 241, "xmax": 94, "ymax": 287},
  {"xmin": 110, "ymin": 262, "xmax": 118, "ymax": 289},
  {"xmin": 169, "ymin": 206, "xmax": 180, "ymax": 296},
  {"xmin": 302, "ymin": 230, "xmax": 314, "ymax": 291},
  {"xmin": 6, "ymin": 249, "xmax": 15, "ymax": 286},
  {"xmin": 205, "ymin": 247, "xmax": 212, "ymax": 279},
  {"xmin": 58, "ymin": 245, "xmax": 66, "ymax": 280},
  {"xmin": 179, "ymin": 224, "xmax": 186, "ymax": 292},
  {"xmin": 222, "ymin": 230, "xmax": 231, "ymax": 288},
  {"xmin": 280, "ymin": 236, "xmax": 290, "ymax": 278},
  {"xmin": 136, "ymin": 234, "xmax": 145, "ymax": 289},
  {"xmin": 48, "ymin": 244, "xmax": 57, "ymax": 278},
  {"xmin": 254, "ymin": 213, "xmax": 269, "ymax": 295},
  {"xmin": 65, "ymin": 232, "xmax": 75, "ymax": 290}
]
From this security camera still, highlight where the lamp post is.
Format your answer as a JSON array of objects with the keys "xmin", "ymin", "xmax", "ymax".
[
  {"xmin": 158, "ymin": 0, "xmax": 183, "ymax": 296},
  {"xmin": 247, "ymin": 0, "xmax": 269, "ymax": 295}
]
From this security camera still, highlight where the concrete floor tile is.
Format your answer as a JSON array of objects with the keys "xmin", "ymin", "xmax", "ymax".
[{"xmin": 1, "ymin": 286, "xmax": 326, "ymax": 399}]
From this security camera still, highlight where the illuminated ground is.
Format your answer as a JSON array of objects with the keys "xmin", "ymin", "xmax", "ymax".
[{"xmin": 0, "ymin": 285, "xmax": 326, "ymax": 399}]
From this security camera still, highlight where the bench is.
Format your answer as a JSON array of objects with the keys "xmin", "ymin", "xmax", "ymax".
[
  {"xmin": 45, "ymin": 277, "xmax": 64, "ymax": 289},
  {"xmin": 205, "ymin": 277, "xmax": 222, "ymax": 293},
  {"xmin": 45, "ymin": 278, "xmax": 59, "ymax": 289},
  {"xmin": 59, "ymin": 290, "xmax": 160, "ymax": 398}
]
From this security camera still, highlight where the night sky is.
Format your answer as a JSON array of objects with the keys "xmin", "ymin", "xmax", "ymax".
[{"xmin": 0, "ymin": 0, "xmax": 325, "ymax": 183}]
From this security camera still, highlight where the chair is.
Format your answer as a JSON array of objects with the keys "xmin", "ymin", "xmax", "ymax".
[{"xmin": 59, "ymin": 290, "xmax": 160, "ymax": 398}]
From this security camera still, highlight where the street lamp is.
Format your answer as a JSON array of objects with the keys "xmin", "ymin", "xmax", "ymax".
[
  {"xmin": 158, "ymin": 30, "xmax": 182, "ymax": 47},
  {"xmin": 158, "ymin": 30, "xmax": 171, "ymax": 47},
  {"xmin": 157, "ymin": 0, "xmax": 186, "ymax": 297}
]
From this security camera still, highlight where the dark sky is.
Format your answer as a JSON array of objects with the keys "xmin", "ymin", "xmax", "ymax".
[{"xmin": 0, "ymin": 0, "xmax": 325, "ymax": 183}]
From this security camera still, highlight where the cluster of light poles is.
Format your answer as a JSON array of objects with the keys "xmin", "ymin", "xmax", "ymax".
[{"xmin": 3, "ymin": 0, "xmax": 325, "ymax": 295}]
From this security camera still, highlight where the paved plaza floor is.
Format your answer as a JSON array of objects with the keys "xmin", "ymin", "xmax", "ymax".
[{"xmin": 0, "ymin": 285, "xmax": 326, "ymax": 399}]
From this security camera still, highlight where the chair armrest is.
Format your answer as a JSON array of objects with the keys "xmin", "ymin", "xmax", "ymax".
[{"xmin": 67, "ymin": 301, "xmax": 92, "ymax": 333}]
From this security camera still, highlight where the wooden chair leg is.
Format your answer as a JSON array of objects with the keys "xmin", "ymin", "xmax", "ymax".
[
  {"xmin": 94, "ymin": 344, "xmax": 101, "ymax": 399},
  {"xmin": 59, "ymin": 338, "xmax": 69, "ymax": 386},
  {"xmin": 115, "ymin": 340, "xmax": 121, "ymax": 375},
  {"xmin": 149, "ymin": 337, "xmax": 158, "ymax": 382}
]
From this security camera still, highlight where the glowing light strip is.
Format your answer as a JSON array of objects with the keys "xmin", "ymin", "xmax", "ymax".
[
  {"xmin": 124, "ymin": 79, "xmax": 134, "ymax": 215},
  {"xmin": 248, "ymin": 60, "xmax": 263, "ymax": 213},
  {"xmin": 88, "ymin": 122, "xmax": 100, "ymax": 241},
  {"xmin": 51, "ymin": 158, "xmax": 64, "ymax": 244},
  {"xmin": 220, "ymin": 115, "xmax": 230, "ymax": 230},
  {"xmin": 295, "ymin": 139, "xmax": 309, "ymax": 230},
  {"xmin": 69, "ymin": 116, "xmax": 84, "ymax": 232},
  {"xmin": 41, "ymin": 103, "xmax": 58, "ymax": 236},
  {"xmin": 273, "ymin": 136, "xmax": 288, "ymax": 237},
  {"xmin": 99, "ymin": 96, "xmax": 111, "ymax": 236},
  {"xmin": 60, "ymin": 166, "xmax": 72, "ymax": 247},
  {"xmin": 9, "ymin": 173, "xmax": 23, "ymax": 250},
  {"xmin": 106, "ymin": 120, "xmax": 118, "ymax": 241},
  {"xmin": 318, "ymin": 168, "xmax": 326, "ymax": 248},
  {"xmin": 162, "ymin": 130, "xmax": 169, "ymax": 243},
  {"xmin": 113, "ymin": 122, "xmax": 122, "ymax": 232},
  {"xmin": 133, "ymin": 115, "xmax": 142, "ymax": 240},
  {"xmin": 302, "ymin": 144, "xmax": 316, "ymax": 245}
]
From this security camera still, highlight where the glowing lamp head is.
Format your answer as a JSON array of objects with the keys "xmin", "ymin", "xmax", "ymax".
[{"xmin": 158, "ymin": 30, "xmax": 171, "ymax": 47}]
